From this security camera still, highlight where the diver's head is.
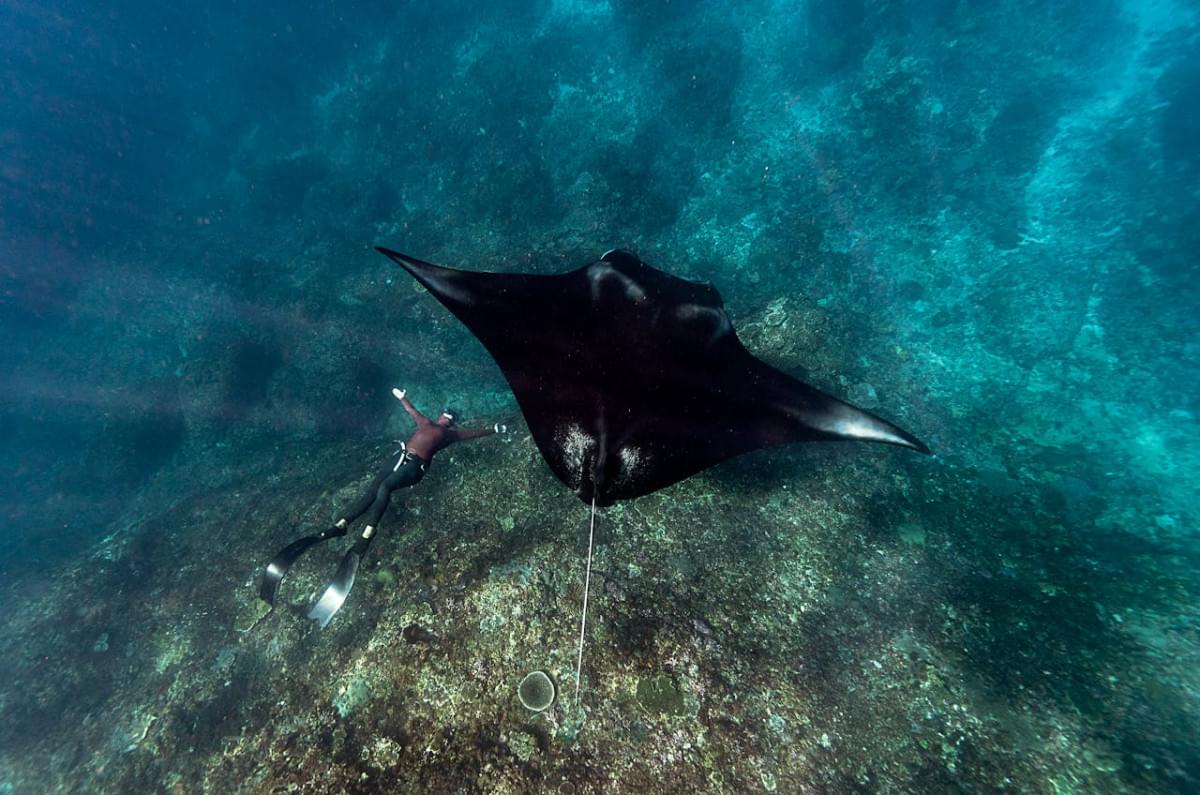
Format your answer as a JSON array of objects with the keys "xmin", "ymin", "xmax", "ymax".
[{"xmin": 437, "ymin": 407, "xmax": 458, "ymax": 427}]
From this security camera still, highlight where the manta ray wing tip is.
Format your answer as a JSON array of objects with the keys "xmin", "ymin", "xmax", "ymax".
[
  {"xmin": 376, "ymin": 247, "xmax": 448, "ymax": 280},
  {"xmin": 375, "ymin": 245, "xmax": 406, "ymax": 261},
  {"xmin": 807, "ymin": 401, "xmax": 931, "ymax": 455}
]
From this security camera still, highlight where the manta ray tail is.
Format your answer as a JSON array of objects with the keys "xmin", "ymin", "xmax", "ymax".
[{"xmin": 574, "ymin": 491, "xmax": 598, "ymax": 707}]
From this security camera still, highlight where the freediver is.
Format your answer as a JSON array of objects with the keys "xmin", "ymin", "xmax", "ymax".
[{"xmin": 259, "ymin": 387, "xmax": 506, "ymax": 627}]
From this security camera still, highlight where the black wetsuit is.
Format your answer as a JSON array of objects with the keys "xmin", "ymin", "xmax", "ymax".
[{"xmin": 339, "ymin": 451, "xmax": 427, "ymax": 529}]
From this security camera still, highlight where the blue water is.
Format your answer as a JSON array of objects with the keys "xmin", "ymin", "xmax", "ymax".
[{"xmin": 2, "ymin": 1, "xmax": 1198, "ymax": 792}]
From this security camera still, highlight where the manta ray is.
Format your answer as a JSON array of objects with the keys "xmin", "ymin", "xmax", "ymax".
[
  {"xmin": 378, "ymin": 246, "xmax": 929, "ymax": 702},
  {"xmin": 378, "ymin": 247, "xmax": 928, "ymax": 505}
]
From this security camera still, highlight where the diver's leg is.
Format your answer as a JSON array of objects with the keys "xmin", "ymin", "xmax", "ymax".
[
  {"xmin": 360, "ymin": 460, "xmax": 426, "ymax": 535},
  {"xmin": 307, "ymin": 462, "xmax": 424, "ymax": 627},
  {"xmin": 360, "ymin": 487, "xmax": 393, "ymax": 541},
  {"xmin": 307, "ymin": 487, "xmax": 391, "ymax": 628},
  {"xmin": 359, "ymin": 460, "xmax": 425, "ymax": 536},
  {"xmin": 338, "ymin": 470, "xmax": 390, "ymax": 525},
  {"xmin": 260, "ymin": 471, "xmax": 391, "ymax": 607}
]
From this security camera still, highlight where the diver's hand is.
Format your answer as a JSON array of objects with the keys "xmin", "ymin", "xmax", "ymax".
[
  {"xmin": 392, "ymin": 387, "xmax": 407, "ymax": 401},
  {"xmin": 493, "ymin": 423, "xmax": 507, "ymax": 434}
]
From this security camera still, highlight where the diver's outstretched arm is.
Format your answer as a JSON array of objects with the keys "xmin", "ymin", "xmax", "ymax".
[
  {"xmin": 448, "ymin": 425, "xmax": 500, "ymax": 443},
  {"xmin": 393, "ymin": 387, "xmax": 431, "ymax": 426}
]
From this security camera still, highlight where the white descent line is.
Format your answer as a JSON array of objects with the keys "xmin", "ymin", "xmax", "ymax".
[{"xmin": 574, "ymin": 491, "xmax": 597, "ymax": 705}]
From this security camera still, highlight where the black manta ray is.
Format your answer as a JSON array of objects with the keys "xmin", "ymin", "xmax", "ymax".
[{"xmin": 377, "ymin": 247, "xmax": 929, "ymax": 506}]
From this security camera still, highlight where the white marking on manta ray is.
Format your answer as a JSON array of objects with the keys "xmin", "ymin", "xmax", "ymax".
[
  {"xmin": 587, "ymin": 262, "xmax": 647, "ymax": 303},
  {"xmin": 555, "ymin": 422, "xmax": 596, "ymax": 490},
  {"xmin": 616, "ymin": 445, "xmax": 646, "ymax": 488}
]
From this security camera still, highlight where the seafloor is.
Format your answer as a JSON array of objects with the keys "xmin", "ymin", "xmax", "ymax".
[{"xmin": 1, "ymin": 1, "xmax": 1198, "ymax": 793}]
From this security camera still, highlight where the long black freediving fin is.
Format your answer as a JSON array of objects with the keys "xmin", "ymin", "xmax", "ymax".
[
  {"xmin": 307, "ymin": 530, "xmax": 375, "ymax": 628},
  {"xmin": 259, "ymin": 525, "xmax": 348, "ymax": 607}
]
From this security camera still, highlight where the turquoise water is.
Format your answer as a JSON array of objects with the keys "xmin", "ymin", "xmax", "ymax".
[{"xmin": 1, "ymin": 1, "xmax": 1197, "ymax": 792}]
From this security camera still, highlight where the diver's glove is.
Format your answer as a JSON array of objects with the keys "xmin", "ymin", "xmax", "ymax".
[{"xmin": 392, "ymin": 387, "xmax": 407, "ymax": 401}]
